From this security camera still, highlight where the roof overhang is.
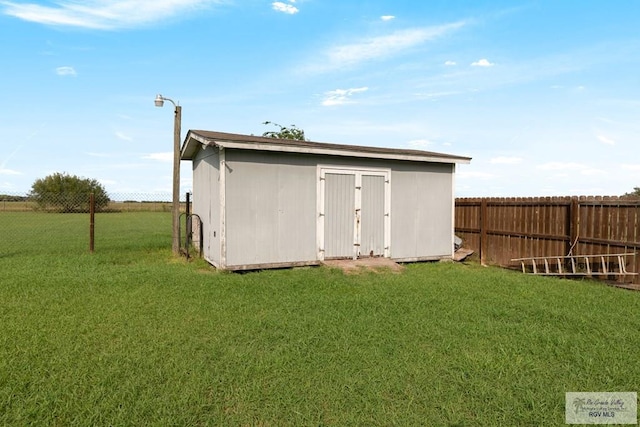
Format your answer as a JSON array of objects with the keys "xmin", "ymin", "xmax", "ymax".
[{"xmin": 181, "ymin": 130, "xmax": 472, "ymax": 165}]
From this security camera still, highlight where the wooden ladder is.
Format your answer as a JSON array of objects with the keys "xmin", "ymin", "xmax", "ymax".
[{"xmin": 511, "ymin": 253, "xmax": 638, "ymax": 277}]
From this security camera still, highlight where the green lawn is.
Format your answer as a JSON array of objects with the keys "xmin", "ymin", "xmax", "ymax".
[{"xmin": 1, "ymin": 212, "xmax": 638, "ymax": 425}]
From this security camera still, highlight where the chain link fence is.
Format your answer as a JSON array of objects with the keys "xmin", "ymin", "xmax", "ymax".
[
  {"xmin": 0, "ymin": 193, "xmax": 183, "ymax": 213},
  {"xmin": 0, "ymin": 192, "xmax": 189, "ymax": 257}
]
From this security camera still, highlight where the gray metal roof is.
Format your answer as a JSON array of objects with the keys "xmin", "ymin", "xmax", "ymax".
[{"xmin": 181, "ymin": 129, "xmax": 471, "ymax": 164}]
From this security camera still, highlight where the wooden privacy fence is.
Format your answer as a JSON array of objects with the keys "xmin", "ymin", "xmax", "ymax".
[{"xmin": 455, "ymin": 196, "xmax": 640, "ymax": 285}]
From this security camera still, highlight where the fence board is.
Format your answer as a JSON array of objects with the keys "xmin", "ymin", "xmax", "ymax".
[{"xmin": 455, "ymin": 196, "xmax": 640, "ymax": 285}]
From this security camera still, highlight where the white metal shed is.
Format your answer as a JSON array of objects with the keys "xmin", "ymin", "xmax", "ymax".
[{"xmin": 181, "ymin": 130, "xmax": 471, "ymax": 271}]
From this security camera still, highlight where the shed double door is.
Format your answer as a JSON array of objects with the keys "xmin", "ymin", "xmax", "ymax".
[{"xmin": 320, "ymin": 168, "xmax": 390, "ymax": 259}]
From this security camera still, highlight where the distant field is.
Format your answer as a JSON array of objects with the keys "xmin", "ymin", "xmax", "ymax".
[
  {"xmin": 1, "ymin": 211, "xmax": 639, "ymax": 425},
  {"xmin": 0, "ymin": 199, "xmax": 183, "ymax": 212}
]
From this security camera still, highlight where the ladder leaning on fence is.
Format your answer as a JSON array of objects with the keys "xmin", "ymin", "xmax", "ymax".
[{"xmin": 511, "ymin": 253, "xmax": 638, "ymax": 278}]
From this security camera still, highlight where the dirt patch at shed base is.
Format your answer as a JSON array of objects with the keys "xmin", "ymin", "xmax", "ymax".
[{"xmin": 322, "ymin": 257, "xmax": 405, "ymax": 274}]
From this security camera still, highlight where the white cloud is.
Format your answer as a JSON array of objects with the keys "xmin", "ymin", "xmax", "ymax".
[
  {"xmin": 491, "ymin": 156, "xmax": 522, "ymax": 165},
  {"xmin": 381, "ymin": 15, "xmax": 395, "ymax": 21},
  {"xmin": 0, "ymin": 181, "xmax": 16, "ymax": 191},
  {"xmin": 272, "ymin": 2, "xmax": 298, "ymax": 14},
  {"xmin": 580, "ymin": 168, "xmax": 605, "ymax": 176},
  {"xmin": 622, "ymin": 164, "xmax": 640, "ymax": 171},
  {"xmin": 322, "ymin": 87, "xmax": 369, "ymax": 106},
  {"xmin": 143, "ymin": 152, "xmax": 172, "ymax": 162},
  {"xmin": 537, "ymin": 162, "xmax": 586, "ymax": 171},
  {"xmin": 1, "ymin": 0, "xmax": 223, "ymax": 30},
  {"xmin": 596, "ymin": 134, "xmax": 615, "ymax": 145},
  {"xmin": 537, "ymin": 162, "xmax": 604, "ymax": 177},
  {"xmin": 0, "ymin": 168, "xmax": 21, "ymax": 175},
  {"xmin": 457, "ymin": 171, "xmax": 498, "ymax": 180},
  {"xmin": 444, "ymin": 60, "xmax": 456, "ymax": 66},
  {"xmin": 596, "ymin": 116, "xmax": 615, "ymax": 124},
  {"xmin": 471, "ymin": 58, "xmax": 494, "ymax": 67},
  {"xmin": 55, "ymin": 66, "xmax": 76, "ymax": 76},
  {"xmin": 115, "ymin": 131, "xmax": 133, "ymax": 142},
  {"xmin": 306, "ymin": 21, "xmax": 465, "ymax": 73},
  {"xmin": 407, "ymin": 139, "xmax": 432, "ymax": 149},
  {"xmin": 416, "ymin": 90, "xmax": 463, "ymax": 100}
]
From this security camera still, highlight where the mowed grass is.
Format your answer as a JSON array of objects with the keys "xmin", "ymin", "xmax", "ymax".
[{"xmin": 1, "ymin": 212, "xmax": 639, "ymax": 425}]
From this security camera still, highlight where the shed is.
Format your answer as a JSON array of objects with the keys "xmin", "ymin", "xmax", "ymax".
[{"xmin": 181, "ymin": 130, "xmax": 471, "ymax": 271}]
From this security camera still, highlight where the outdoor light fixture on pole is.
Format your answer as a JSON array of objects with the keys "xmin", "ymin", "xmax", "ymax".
[{"xmin": 154, "ymin": 94, "xmax": 182, "ymax": 256}]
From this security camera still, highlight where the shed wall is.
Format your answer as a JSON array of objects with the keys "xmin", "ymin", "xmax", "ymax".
[
  {"xmin": 192, "ymin": 146, "xmax": 221, "ymax": 266},
  {"xmin": 314, "ymin": 157, "xmax": 455, "ymax": 259},
  {"xmin": 390, "ymin": 164, "xmax": 454, "ymax": 260},
  {"xmin": 192, "ymin": 146, "xmax": 456, "ymax": 269},
  {"xmin": 224, "ymin": 150, "xmax": 317, "ymax": 267}
]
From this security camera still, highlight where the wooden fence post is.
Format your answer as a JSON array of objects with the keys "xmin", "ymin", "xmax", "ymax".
[
  {"xmin": 89, "ymin": 193, "xmax": 95, "ymax": 253},
  {"xmin": 480, "ymin": 198, "xmax": 488, "ymax": 265},
  {"xmin": 568, "ymin": 197, "xmax": 579, "ymax": 255}
]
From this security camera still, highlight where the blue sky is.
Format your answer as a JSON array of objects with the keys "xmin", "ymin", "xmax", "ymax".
[{"xmin": 1, "ymin": 0, "xmax": 639, "ymax": 198}]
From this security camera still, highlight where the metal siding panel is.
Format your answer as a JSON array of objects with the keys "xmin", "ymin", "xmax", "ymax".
[
  {"xmin": 360, "ymin": 175, "xmax": 385, "ymax": 256},
  {"xmin": 414, "ymin": 166, "xmax": 453, "ymax": 257},
  {"xmin": 224, "ymin": 151, "xmax": 317, "ymax": 266},
  {"xmin": 192, "ymin": 156, "xmax": 206, "ymax": 258},
  {"xmin": 209, "ymin": 150, "xmax": 221, "ymax": 265},
  {"xmin": 195, "ymin": 148, "xmax": 455, "ymax": 267},
  {"xmin": 192, "ymin": 147, "xmax": 220, "ymax": 264},
  {"xmin": 324, "ymin": 173, "xmax": 355, "ymax": 258},
  {"xmin": 276, "ymin": 165, "xmax": 316, "ymax": 261},
  {"xmin": 390, "ymin": 171, "xmax": 417, "ymax": 259},
  {"xmin": 391, "ymin": 164, "xmax": 454, "ymax": 259},
  {"xmin": 225, "ymin": 158, "xmax": 271, "ymax": 265}
]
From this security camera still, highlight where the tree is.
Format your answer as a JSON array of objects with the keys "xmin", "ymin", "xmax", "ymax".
[
  {"xmin": 622, "ymin": 187, "xmax": 640, "ymax": 199},
  {"xmin": 29, "ymin": 172, "xmax": 110, "ymax": 212},
  {"xmin": 262, "ymin": 121, "xmax": 308, "ymax": 141}
]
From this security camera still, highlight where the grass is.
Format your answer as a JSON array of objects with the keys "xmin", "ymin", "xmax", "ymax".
[{"xmin": 1, "ymin": 211, "xmax": 639, "ymax": 425}]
